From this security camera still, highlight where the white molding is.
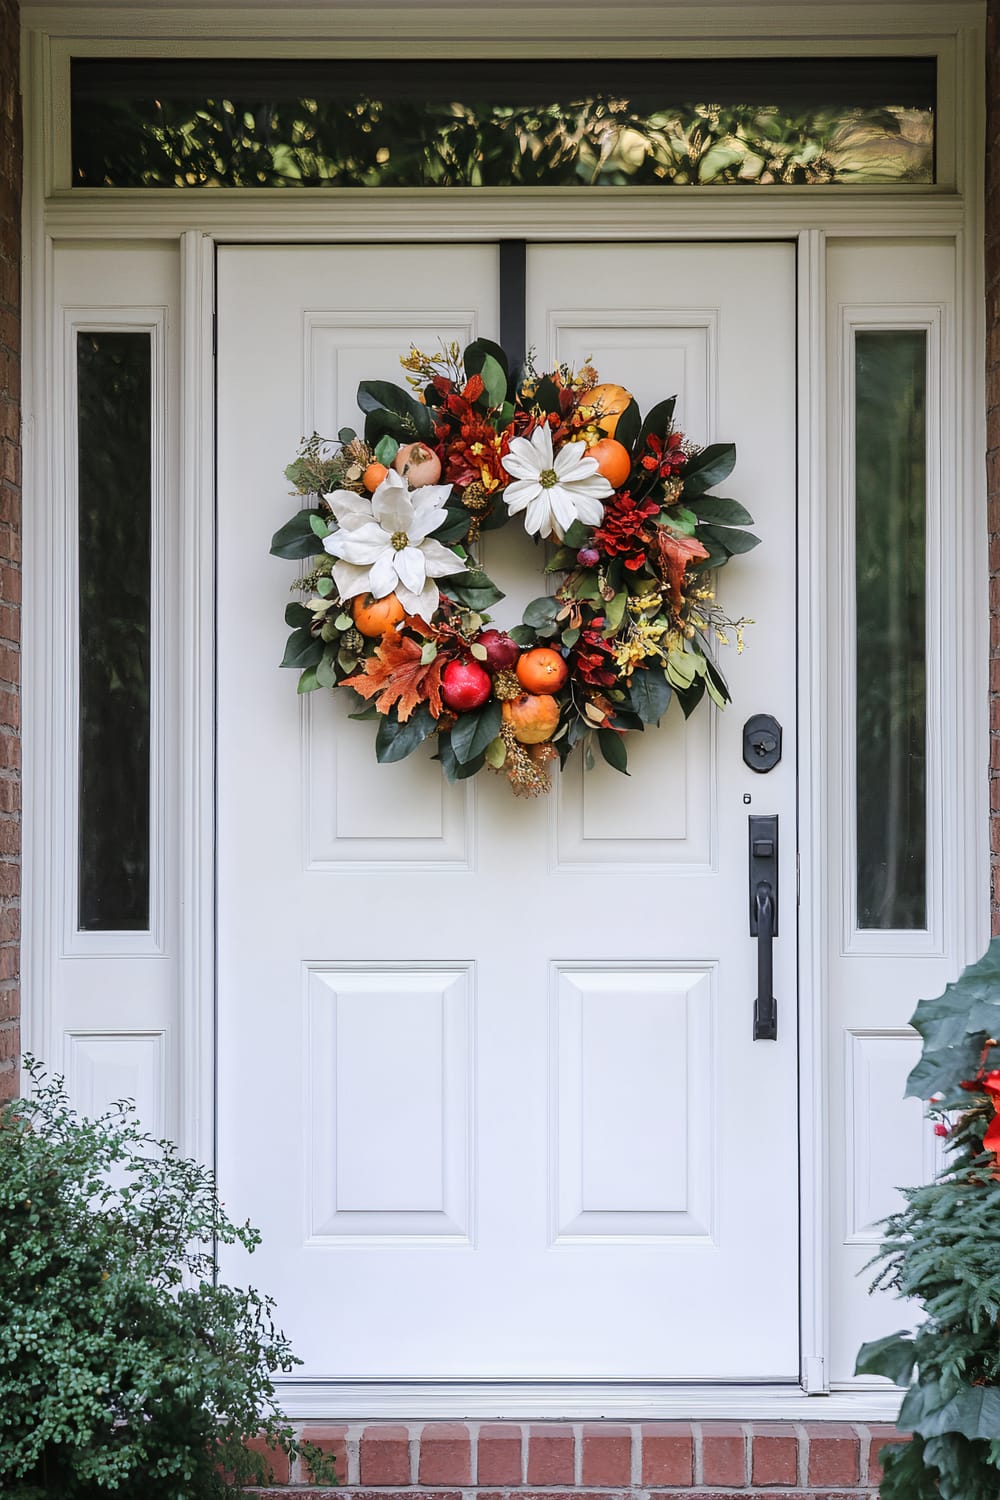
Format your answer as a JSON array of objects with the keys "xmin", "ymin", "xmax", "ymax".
[
  {"xmin": 177, "ymin": 230, "xmax": 216, "ymax": 1167},
  {"xmin": 268, "ymin": 1378, "xmax": 905, "ymax": 1422},
  {"xmin": 796, "ymin": 226, "xmax": 831, "ymax": 1396},
  {"xmin": 20, "ymin": 2, "xmax": 985, "ymax": 39},
  {"xmin": 40, "ymin": 192, "xmax": 970, "ymax": 245}
]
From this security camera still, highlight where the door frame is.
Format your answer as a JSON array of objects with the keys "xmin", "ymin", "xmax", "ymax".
[{"xmin": 19, "ymin": 1, "xmax": 989, "ymax": 1419}]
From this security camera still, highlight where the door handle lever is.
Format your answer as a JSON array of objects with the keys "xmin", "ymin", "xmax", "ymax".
[
  {"xmin": 753, "ymin": 882, "xmax": 777, "ymax": 1040},
  {"xmin": 748, "ymin": 814, "xmax": 778, "ymax": 1041}
]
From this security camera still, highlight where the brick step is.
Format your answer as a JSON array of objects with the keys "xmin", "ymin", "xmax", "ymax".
[{"xmin": 242, "ymin": 1420, "xmax": 904, "ymax": 1493}]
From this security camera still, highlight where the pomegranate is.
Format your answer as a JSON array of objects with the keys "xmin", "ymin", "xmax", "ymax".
[
  {"xmin": 477, "ymin": 629, "xmax": 520, "ymax": 673},
  {"xmin": 441, "ymin": 659, "xmax": 492, "ymax": 712},
  {"xmin": 393, "ymin": 442, "xmax": 442, "ymax": 487}
]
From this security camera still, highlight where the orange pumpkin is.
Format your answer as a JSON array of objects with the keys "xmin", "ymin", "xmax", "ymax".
[
  {"xmin": 502, "ymin": 693, "xmax": 560, "ymax": 744},
  {"xmin": 580, "ymin": 383, "xmax": 633, "ymax": 439}
]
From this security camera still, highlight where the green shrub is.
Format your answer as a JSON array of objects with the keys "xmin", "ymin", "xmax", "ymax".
[
  {"xmin": 0, "ymin": 1059, "xmax": 304, "ymax": 1497},
  {"xmin": 856, "ymin": 939, "xmax": 1000, "ymax": 1499}
]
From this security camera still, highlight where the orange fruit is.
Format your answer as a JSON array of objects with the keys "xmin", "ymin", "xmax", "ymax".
[
  {"xmin": 580, "ymin": 383, "xmax": 632, "ymax": 438},
  {"xmin": 363, "ymin": 462, "xmax": 388, "ymax": 493},
  {"xmin": 352, "ymin": 591, "xmax": 405, "ymax": 637},
  {"xmin": 585, "ymin": 437, "xmax": 632, "ymax": 489},
  {"xmin": 502, "ymin": 693, "xmax": 560, "ymax": 744},
  {"xmin": 516, "ymin": 647, "xmax": 569, "ymax": 694}
]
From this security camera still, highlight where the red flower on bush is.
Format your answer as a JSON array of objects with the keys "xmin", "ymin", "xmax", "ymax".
[{"xmin": 641, "ymin": 430, "xmax": 687, "ymax": 479}]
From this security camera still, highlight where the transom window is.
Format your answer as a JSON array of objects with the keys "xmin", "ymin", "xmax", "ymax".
[{"xmin": 70, "ymin": 55, "xmax": 936, "ymax": 189}]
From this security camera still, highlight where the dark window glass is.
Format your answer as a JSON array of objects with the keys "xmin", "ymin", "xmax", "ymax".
[
  {"xmin": 855, "ymin": 330, "xmax": 927, "ymax": 930},
  {"xmin": 71, "ymin": 56, "xmax": 935, "ymax": 188},
  {"xmin": 77, "ymin": 331, "xmax": 152, "ymax": 931}
]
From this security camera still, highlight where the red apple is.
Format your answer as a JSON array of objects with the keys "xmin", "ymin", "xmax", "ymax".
[
  {"xmin": 477, "ymin": 629, "xmax": 520, "ymax": 673},
  {"xmin": 441, "ymin": 659, "xmax": 492, "ymax": 712}
]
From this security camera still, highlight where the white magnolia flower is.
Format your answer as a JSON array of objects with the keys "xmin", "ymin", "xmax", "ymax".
[
  {"xmin": 322, "ymin": 469, "xmax": 464, "ymax": 620},
  {"xmin": 501, "ymin": 424, "xmax": 613, "ymax": 540}
]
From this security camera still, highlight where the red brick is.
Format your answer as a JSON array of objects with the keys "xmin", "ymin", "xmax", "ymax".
[
  {"xmin": 418, "ymin": 1424, "xmax": 471, "ymax": 1486},
  {"xmin": 299, "ymin": 1424, "xmax": 348, "ymax": 1485},
  {"xmin": 866, "ymin": 1423, "xmax": 911, "ymax": 1484},
  {"xmin": 243, "ymin": 1436, "xmax": 290, "ymax": 1485},
  {"xmin": 477, "ymin": 1422, "xmax": 523, "ymax": 1485},
  {"xmin": 806, "ymin": 1422, "xmax": 861, "ymax": 1486},
  {"xmin": 360, "ymin": 1426, "xmax": 412, "ymax": 1486},
  {"xmin": 700, "ymin": 1422, "xmax": 746, "ymax": 1486},
  {"xmin": 526, "ymin": 1425, "xmax": 574, "ymax": 1486},
  {"xmin": 581, "ymin": 1424, "xmax": 630, "ymax": 1486},
  {"xmin": 641, "ymin": 1423, "xmax": 693, "ymax": 1486},
  {"xmin": 751, "ymin": 1423, "xmax": 800, "ymax": 1485}
]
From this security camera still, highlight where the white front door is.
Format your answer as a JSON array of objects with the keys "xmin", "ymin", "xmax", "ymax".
[{"xmin": 216, "ymin": 241, "xmax": 799, "ymax": 1383}]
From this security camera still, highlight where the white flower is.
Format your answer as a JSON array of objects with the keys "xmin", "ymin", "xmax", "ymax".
[
  {"xmin": 501, "ymin": 424, "xmax": 613, "ymax": 540},
  {"xmin": 322, "ymin": 469, "xmax": 464, "ymax": 620}
]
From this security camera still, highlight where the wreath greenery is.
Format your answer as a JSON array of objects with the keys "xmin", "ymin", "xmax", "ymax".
[{"xmin": 271, "ymin": 339, "xmax": 759, "ymax": 796}]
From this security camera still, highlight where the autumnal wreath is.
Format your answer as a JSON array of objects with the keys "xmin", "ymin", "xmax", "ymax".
[{"xmin": 272, "ymin": 340, "xmax": 759, "ymax": 796}]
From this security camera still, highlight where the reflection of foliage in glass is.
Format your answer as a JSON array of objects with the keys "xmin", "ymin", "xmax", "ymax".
[
  {"xmin": 73, "ymin": 94, "xmax": 933, "ymax": 188},
  {"xmin": 855, "ymin": 331, "xmax": 927, "ymax": 931},
  {"xmin": 77, "ymin": 332, "xmax": 151, "ymax": 931}
]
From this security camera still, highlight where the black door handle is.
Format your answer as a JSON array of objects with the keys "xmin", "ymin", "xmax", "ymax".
[
  {"xmin": 753, "ymin": 882, "xmax": 777, "ymax": 1040},
  {"xmin": 748, "ymin": 814, "xmax": 778, "ymax": 1041}
]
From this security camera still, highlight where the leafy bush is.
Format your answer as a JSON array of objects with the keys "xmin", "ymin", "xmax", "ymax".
[
  {"xmin": 0, "ymin": 1060, "xmax": 304, "ymax": 1498},
  {"xmin": 856, "ymin": 939, "xmax": 1000, "ymax": 1499}
]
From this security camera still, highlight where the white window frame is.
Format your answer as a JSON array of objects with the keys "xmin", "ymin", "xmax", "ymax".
[{"xmin": 19, "ymin": 0, "xmax": 989, "ymax": 1421}]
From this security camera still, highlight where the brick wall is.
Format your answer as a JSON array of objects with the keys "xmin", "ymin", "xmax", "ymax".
[
  {"xmin": 0, "ymin": 0, "xmax": 19, "ymax": 1103},
  {"xmin": 989, "ymin": 0, "xmax": 1000, "ymax": 932},
  {"xmin": 237, "ymin": 1420, "xmax": 903, "ymax": 1498}
]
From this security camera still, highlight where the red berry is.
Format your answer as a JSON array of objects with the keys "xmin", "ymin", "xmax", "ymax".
[
  {"xmin": 477, "ymin": 629, "xmax": 520, "ymax": 673},
  {"xmin": 577, "ymin": 546, "xmax": 600, "ymax": 567},
  {"xmin": 441, "ymin": 659, "xmax": 492, "ymax": 712}
]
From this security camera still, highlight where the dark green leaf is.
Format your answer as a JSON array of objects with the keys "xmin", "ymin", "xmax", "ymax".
[
  {"xmin": 356, "ymin": 378, "xmax": 433, "ymax": 440},
  {"xmin": 437, "ymin": 737, "xmax": 487, "ymax": 782},
  {"xmin": 855, "ymin": 1332, "xmax": 917, "ymax": 1387},
  {"xmin": 284, "ymin": 602, "xmax": 312, "ymax": 628},
  {"xmin": 450, "ymin": 700, "xmax": 502, "ymax": 764},
  {"xmin": 510, "ymin": 624, "xmax": 537, "ymax": 646},
  {"xmin": 270, "ymin": 510, "xmax": 325, "ymax": 561},
  {"xmin": 374, "ymin": 704, "xmax": 436, "ymax": 763},
  {"xmin": 337, "ymin": 426, "xmax": 357, "ymax": 445},
  {"xmin": 689, "ymin": 494, "xmax": 755, "ymax": 526},
  {"xmin": 443, "ymin": 569, "xmax": 505, "ymax": 610},
  {"xmin": 613, "ymin": 398, "xmax": 641, "ymax": 455},
  {"xmin": 522, "ymin": 595, "xmax": 561, "ymax": 629},
  {"xmin": 478, "ymin": 353, "xmax": 508, "ymax": 409},
  {"xmin": 637, "ymin": 397, "xmax": 677, "ymax": 449},
  {"xmin": 560, "ymin": 518, "xmax": 592, "ymax": 550},
  {"xmin": 464, "ymin": 338, "xmax": 509, "ymax": 380},
  {"xmin": 682, "ymin": 442, "xmax": 737, "ymax": 498},
  {"xmin": 675, "ymin": 676, "xmax": 706, "ymax": 718},
  {"xmin": 280, "ymin": 627, "xmax": 323, "ymax": 669},
  {"xmin": 530, "ymin": 375, "xmax": 562, "ymax": 415},
  {"xmin": 597, "ymin": 728, "xmax": 629, "ymax": 775},
  {"xmin": 700, "ymin": 523, "xmax": 761, "ymax": 554},
  {"xmin": 629, "ymin": 664, "xmax": 672, "ymax": 724}
]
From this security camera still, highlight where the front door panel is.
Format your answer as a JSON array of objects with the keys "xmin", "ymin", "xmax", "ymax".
[{"xmin": 216, "ymin": 241, "xmax": 798, "ymax": 1381}]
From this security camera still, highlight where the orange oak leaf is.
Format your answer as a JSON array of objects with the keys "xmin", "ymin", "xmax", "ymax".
[{"xmin": 342, "ymin": 632, "xmax": 445, "ymax": 722}]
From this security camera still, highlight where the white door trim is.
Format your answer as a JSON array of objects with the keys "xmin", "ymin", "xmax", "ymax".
[{"xmin": 19, "ymin": 3, "xmax": 989, "ymax": 1418}]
